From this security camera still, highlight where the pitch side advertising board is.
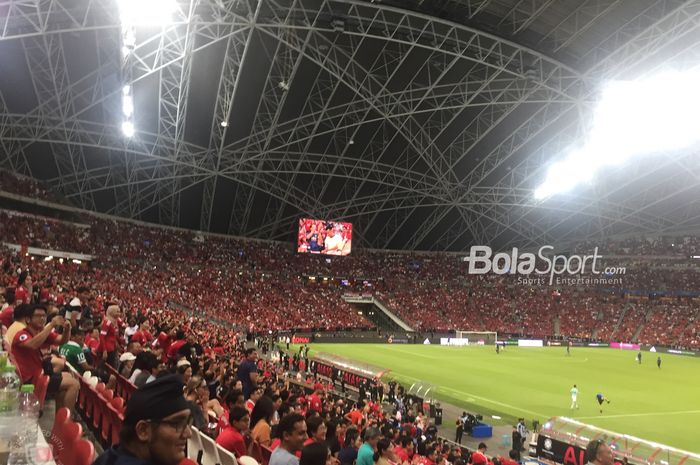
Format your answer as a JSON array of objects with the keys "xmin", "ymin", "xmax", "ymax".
[
  {"xmin": 439, "ymin": 338, "xmax": 469, "ymax": 346},
  {"xmin": 536, "ymin": 436, "xmax": 638, "ymax": 465},
  {"xmin": 518, "ymin": 339, "xmax": 544, "ymax": 347},
  {"xmin": 537, "ymin": 435, "xmax": 586, "ymax": 465}
]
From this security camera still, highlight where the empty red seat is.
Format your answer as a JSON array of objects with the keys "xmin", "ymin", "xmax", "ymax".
[
  {"xmin": 55, "ymin": 421, "xmax": 82, "ymax": 465},
  {"xmin": 62, "ymin": 438, "xmax": 94, "ymax": 465},
  {"xmin": 34, "ymin": 373, "xmax": 50, "ymax": 410},
  {"xmin": 51, "ymin": 407, "xmax": 71, "ymax": 450}
]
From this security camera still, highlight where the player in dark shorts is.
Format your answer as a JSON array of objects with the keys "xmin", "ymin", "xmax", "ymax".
[{"xmin": 596, "ymin": 393, "xmax": 611, "ymax": 413}]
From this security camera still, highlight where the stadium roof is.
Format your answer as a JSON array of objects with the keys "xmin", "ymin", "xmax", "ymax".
[{"xmin": 1, "ymin": 0, "xmax": 700, "ymax": 252}]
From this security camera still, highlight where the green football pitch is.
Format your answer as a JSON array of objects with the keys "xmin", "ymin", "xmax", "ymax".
[{"xmin": 301, "ymin": 344, "xmax": 700, "ymax": 452}]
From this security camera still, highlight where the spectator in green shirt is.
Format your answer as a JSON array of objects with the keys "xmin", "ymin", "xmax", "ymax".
[
  {"xmin": 58, "ymin": 328, "xmax": 91, "ymax": 374},
  {"xmin": 357, "ymin": 427, "xmax": 380, "ymax": 465}
]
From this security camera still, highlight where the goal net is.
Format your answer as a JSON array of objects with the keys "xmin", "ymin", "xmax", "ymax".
[{"xmin": 455, "ymin": 331, "xmax": 498, "ymax": 345}]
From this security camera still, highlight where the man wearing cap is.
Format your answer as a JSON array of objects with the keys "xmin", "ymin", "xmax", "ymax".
[
  {"xmin": 585, "ymin": 439, "xmax": 615, "ymax": 465},
  {"xmin": 119, "ymin": 352, "xmax": 137, "ymax": 378},
  {"xmin": 270, "ymin": 413, "xmax": 307, "ymax": 465},
  {"xmin": 470, "ymin": 443, "xmax": 490, "ymax": 465},
  {"xmin": 93, "ymin": 374, "xmax": 193, "ymax": 465},
  {"xmin": 357, "ymin": 427, "xmax": 381, "ymax": 465}
]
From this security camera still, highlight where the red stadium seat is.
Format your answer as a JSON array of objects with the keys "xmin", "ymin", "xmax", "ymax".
[
  {"xmin": 179, "ymin": 459, "xmax": 199, "ymax": 465},
  {"xmin": 101, "ymin": 395, "xmax": 124, "ymax": 446},
  {"xmin": 93, "ymin": 388, "xmax": 113, "ymax": 432},
  {"xmin": 64, "ymin": 438, "xmax": 94, "ymax": 465},
  {"xmin": 50, "ymin": 407, "xmax": 71, "ymax": 450},
  {"xmin": 111, "ymin": 396, "xmax": 125, "ymax": 413},
  {"xmin": 260, "ymin": 444, "xmax": 273, "ymax": 465},
  {"xmin": 34, "ymin": 373, "xmax": 49, "ymax": 410},
  {"xmin": 55, "ymin": 421, "xmax": 82, "ymax": 465}
]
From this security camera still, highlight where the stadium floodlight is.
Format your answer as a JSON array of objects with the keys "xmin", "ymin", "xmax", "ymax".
[
  {"xmin": 122, "ymin": 94, "xmax": 134, "ymax": 118},
  {"xmin": 117, "ymin": 0, "xmax": 178, "ymax": 26},
  {"xmin": 535, "ymin": 69, "xmax": 700, "ymax": 200},
  {"xmin": 121, "ymin": 121, "xmax": 135, "ymax": 137}
]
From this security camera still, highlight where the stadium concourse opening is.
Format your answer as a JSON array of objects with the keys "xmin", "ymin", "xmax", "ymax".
[{"xmin": 3, "ymin": 0, "xmax": 700, "ymax": 464}]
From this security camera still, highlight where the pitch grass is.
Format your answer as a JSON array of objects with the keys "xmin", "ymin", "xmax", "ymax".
[{"xmin": 302, "ymin": 344, "xmax": 700, "ymax": 453}]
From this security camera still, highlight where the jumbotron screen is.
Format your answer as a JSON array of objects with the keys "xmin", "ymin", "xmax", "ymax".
[{"xmin": 297, "ymin": 218, "xmax": 352, "ymax": 256}]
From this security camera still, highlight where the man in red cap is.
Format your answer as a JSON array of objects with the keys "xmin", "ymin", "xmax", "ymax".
[{"xmin": 308, "ymin": 382, "xmax": 324, "ymax": 413}]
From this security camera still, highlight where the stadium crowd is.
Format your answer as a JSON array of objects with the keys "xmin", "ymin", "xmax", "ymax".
[
  {"xmin": 0, "ymin": 171, "xmax": 69, "ymax": 205},
  {"xmin": 1, "ymin": 248, "xmax": 524, "ymax": 465},
  {"xmin": 2, "ymin": 203, "xmax": 700, "ymax": 346},
  {"xmin": 1, "ymin": 179, "xmax": 700, "ymax": 465}
]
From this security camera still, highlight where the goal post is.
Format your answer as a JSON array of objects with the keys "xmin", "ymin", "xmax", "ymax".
[{"xmin": 455, "ymin": 331, "xmax": 498, "ymax": 345}]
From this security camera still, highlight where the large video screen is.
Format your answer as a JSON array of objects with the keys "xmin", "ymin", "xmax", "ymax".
[{"xmin": 297, "ymin": 219, "xmax": 352, "ymax": 256}]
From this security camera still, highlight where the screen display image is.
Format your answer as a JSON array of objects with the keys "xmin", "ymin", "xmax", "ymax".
[{"xmin": 297, "ymin": 219, "xmax": 352, "ymax": 256}]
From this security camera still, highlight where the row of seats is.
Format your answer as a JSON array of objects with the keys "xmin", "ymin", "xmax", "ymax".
[
  {"xmin": 51, "ymin": 407, "xmax": 94, "ymax": 465},
  {"xmin": 75, "ymin": 372, "xmax": 126, "ymax": 448},
  {"xmin": 104, "ymin": 364, "xmax": 137, "ymax": 402}
]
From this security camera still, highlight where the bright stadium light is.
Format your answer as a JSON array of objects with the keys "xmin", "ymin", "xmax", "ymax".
[
  {"xmin": 122, "ymin": 121, "xmax": 135, "ymax": 137},
  {"xmin": 117, "ymin": 0, "xmax": 178, "ymax": 26},
  {"xmin": 122, "ymin": 94, "xmax": 133, "ymax": 117},
  {"xmin": 535, "ymin": 69, "xmax": 700, "ymax": 200},
  {"xmin": 117, "ymin": 1, "xmax": 178, "ymax": 138}
]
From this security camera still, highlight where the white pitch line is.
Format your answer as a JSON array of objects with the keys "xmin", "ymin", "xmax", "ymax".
[
  {"xmin": 440, "ymin": 386, "xmax": 549, "ymax": 418},
  {"xmin": 382, "ymin": 346, "xmax": 436, "ymax": 359},
  {"xmin": 576, "ymin": 409, "xmax": 700, "ymax": 420}
]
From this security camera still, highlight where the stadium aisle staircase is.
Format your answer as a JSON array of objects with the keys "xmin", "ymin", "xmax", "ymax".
[
  {"xmin": 632, "ymin": 306, "xmax": 654, "ymax": 342},
  {"xmin": 611, "ymin": 301, "xmax": 634, "ymax": 339}
]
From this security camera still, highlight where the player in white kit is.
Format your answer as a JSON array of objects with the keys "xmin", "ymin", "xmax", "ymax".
[{"xmin": 570, "ymin": 384, "xmax": 579, "ymax": 410}]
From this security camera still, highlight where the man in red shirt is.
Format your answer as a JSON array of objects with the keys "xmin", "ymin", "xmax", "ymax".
[
  {"xmin": 345, "ymin": 403, "xmax": 363, "ymax": 427},
  {"xmin": 84, "ymin": 327, "xmax": 101, "ymax": 354},
  {"xmin": 217, "ymin": 389, "xmax": 246, "ymax": 434},
  {"xmin": 98, "ymin": 304, "xmax": 122, "ymax": 368},
  {"xmin": 167, "ymin": 330, "xmax": 187, "ymax": 361},
  {"xmin": 421, "ymin": 447, "xmax": 438, "ymax": 465},
  {"xmin": 395, "ymin": 437, "xmax": 414, "ymax": 463},
  {"xmin": 470, "ymin": 443, "xmax": 491, "ymax": 465},
  {"xmin": 499, "ymin": 450, "xmax": 521, "ymax": 465},
  {"xmin": 0, "ymin": 289, "xmax": 15, "ymax": 328},
  {"xmin": 308, "ymin": 383, "xmax": 324, "ymax": 413},
  {"xmin": 216, "ymin": 406, "xmax": 250, "ymax": 458},
  {"xmin": 245, "ymin": 388, "xmax": 262, "ymax": 413},
  {"xmin": 14, "ymin": 273, "xmax": 31, "ymax": 305},
  {"xmin": 131, "ymin": 320, "xmax": 153, "ymax": 345},
  {"xmin": 154, "ymin": 326, "xmax": 175, "ymax": 355},
  {"xmin": 11, "ymin": 304, "xmax": 79, "ymax": 411}
]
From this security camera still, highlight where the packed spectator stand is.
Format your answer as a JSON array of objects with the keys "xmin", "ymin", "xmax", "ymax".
[{"xmin": 1, "ymin": 174, "xmax": 700, "ymax": 465}]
